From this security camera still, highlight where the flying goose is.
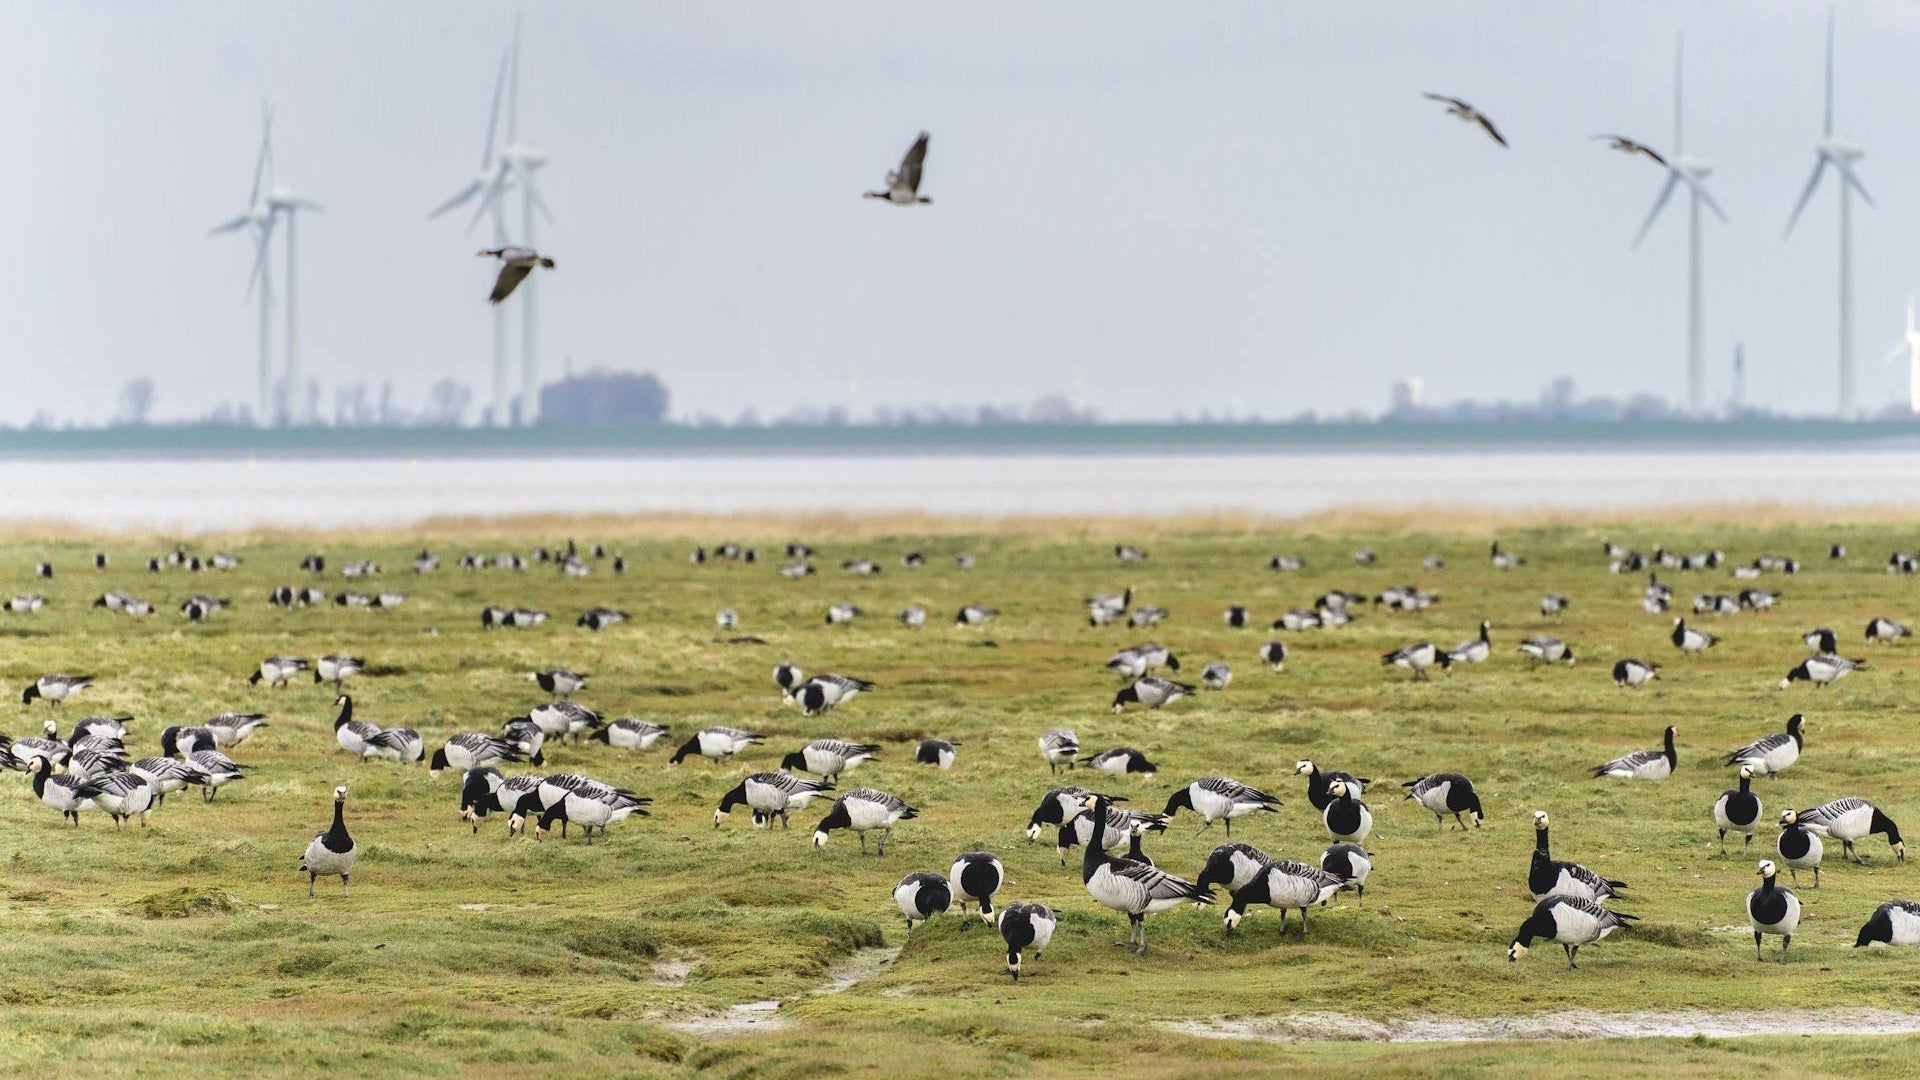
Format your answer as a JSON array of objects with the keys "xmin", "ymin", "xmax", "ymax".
[
  {"xmin": 1530, "ymin": 810, "xmax": 1625, "ymax": 902},
  {"xmin": 1516, "ymin": 636, "xmax": 1574, "ymax": 666},
  {"xmin": 1725, "ymin": 714, "xmax": 1804, "ymax": 776},
  {"xmin": 1854, "ymin": 900, "xmax": 1920, "ymax": 948},
  {"xmin": 1258, "ymin": 641, "xmax": 1286, "ymax": 672},
  {"xmin": 1747, "ymin": 859, "xmax": 1800, "ymax": 962},
  {"xmin": 1223, "ymin": 858, "xmax": 1345, "ymax": 937},
  {"xmin": 1294, "ymin": 760, "xmax": 1372, "ymax": 812},
  {"xmin": 715, "ymin": 771, "xmax": 834, "ymax": 829},
  {"xmin": 951, "ymin": 851, "xmax": 1005, "ymax": 924},
  {"xmin": 1200, "ymin": 662, "xmax": 1232, "ymax": 690},
  {"xmin": 1403, "ymin": 772, "xmax": 1484, "ymax": 829},
  {"xmin": 1381, "ymin": 642, "xmax": 1450, "ymax": 679},
  {"xmin": 1780, "ymin": 654, "xmax": 1864, "ymax": 689},
  {"xmin": 1612, "ymin": 658, "xmax": 1659, "ymax": 687},
  {"xmin": 589, "ymin": 718, "xmax": 670, "ymax": 752},
  {"xmin": 1670, "ymin": 618, "xmax": 1716, "ymax": 655},
  {"xmin": 22, "ymin": 674, "xmax": 91, "ymax": 707},
  {"xmin": 1449, "ymin": 621, "xmax": 1492, "ymax": 664},
  {"xmin": 1777, "ymin": 809, "xmax": 1824, "ymax": 887},
  {"xmin": 1796, "ymin": 798, "xmax": 1904, "ymax": 863},
  {"xmin": 1322, "ymin": 779, "xmax": 1372, "ymax": 842},
  {"xmin": 1592, "ymin": 725, "xmax": 1677, "ymax": 780},
  {"xmin": 429, "ymin": 733, "xmax": 526, "ymax": 777},
  {"xmin": 1080, "ymin": 747, "xmax": 1156, "ymax": 778},
  {"xmin": 1038, "ymin": 729, "xmax": 1080, "ymax": 774},
  {"xmin": 301, "ymin": 785, "xmax": 359, "ymax": 897},
  {"xmin": 794, "ymin": 674, "xmax": 874, "ymax": 715},
  {"xmin": 527, "ymin": 669, "xmax": 587, "ymax": 698},
  {"xmin": 1161, "ymin": 777, "xmax": 1280, "ymax": 836},
  {"xmin": 1320, "ymin": 842, "xmax": 1374, "ymax": 904},
  {"xmin": 915, "ymin": 738, "xmax": 958, "ymax": 769},
  {"xmin": 1713, "ymin": 766, "xmax": 1763, "ymax": 856},
  {"xmin": 812, "ymin": 787, "xmax": 917, "ymax": 855},
  {"xmin": 315, "ymin": 654, "xmax": 364, "ymax": 691},
  {"xmin": 92, "ymin": 772, "xmax": 155, "ymax": 830},
  {"xmin": 668, "ymin": 726, "xmax": 763, "ymax": 765},
  {"xmin": 1867, "ymin": 617, "xmax": 1910, "ymax": 643},
  {"xmin": 1508, "ymin": 896, "xmax": 1636, "ymax": 969},
  {"xmin": 1078, "ymin": 793, "xmax": 1212, "ymax": 954},
  {"xmin": 997, "ymin": 902, "xmax": 1056, "ymax": 981},
  {"xmin": 783, "ymin": 738, "xmax": 880, "ymax": 781},
  {"xmin": 893, "ymin": 872, "xmax": 951, "ymax": 929},
  {"xmin": 1111, "ymin": 676, "xmax": 1196, "ymax": 712},
  {"xmin": 863, "ymin": 132, "xmax": 932, "ymax": 205},
  {"xmin": 478, "ymin": 246, "xmax": 555, "ymax": 304},
  {"xmin": 29, "ymin": 757, "xmax": 102, "ymax": 824},
  {"xmin": 1596, "ymin": 133, "xmax": 1667, "ymax": 167}
]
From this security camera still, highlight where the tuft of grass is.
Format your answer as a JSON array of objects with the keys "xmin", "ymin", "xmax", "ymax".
[{"xmin": 125, "ymin": 886, "xmax": 242, "ymax": 919}]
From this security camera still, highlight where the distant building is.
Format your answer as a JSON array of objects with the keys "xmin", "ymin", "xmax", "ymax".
[
  {"xmin": 537, "ymin": 370, "xmax": 671, "ymax": 427},
  {"xmin": 1389, "ymin": 377, "xmax": 1425, "ymax": 413}
]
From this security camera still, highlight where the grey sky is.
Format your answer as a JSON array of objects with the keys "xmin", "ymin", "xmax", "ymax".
[{"xmin": 6, "ymin": 1, "xmax": 1920, "ymax": 424}]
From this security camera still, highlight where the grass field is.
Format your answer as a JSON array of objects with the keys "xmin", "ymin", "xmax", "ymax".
[{"xmin": 6, "ymin": 514, "xmax": 1920, "ymax": 1078}]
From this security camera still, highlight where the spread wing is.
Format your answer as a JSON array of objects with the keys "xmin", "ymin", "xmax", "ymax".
[
  {"xmin": 897, "ymin": 132, "xmax": 929, "ymax": 193},
  {"xmin": 1476, "ymin": 113, "xmax": 1508, "ymax": 147},
  {"xmin": 490, "ymin": 261, "xmax": 534, "ymax": 304}
]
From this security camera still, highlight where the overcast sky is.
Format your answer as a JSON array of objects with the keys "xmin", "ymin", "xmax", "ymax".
[{"xmin": 7, "ymin": 1, "xmax": 1920, "ymax": 424}]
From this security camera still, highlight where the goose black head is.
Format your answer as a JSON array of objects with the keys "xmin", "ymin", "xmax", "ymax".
[
  {"xmin": 1111, "ymin": 687, "xmax": 1139, "ymax": 713},
  {"xmin": 715, "ymin": 781, "xmax": 749, "ymax": 827},
  {"xmin": 1856, "ymin": 905, "xmax": 1896, "ymax": 947},
  {"xmin": 21, "ymin": 684, "xmax": 40, "ymax": 706},
  {"xmin": 780, "ymin": 750, "xmax": 809, "ymax": 773},
  {"xmin": 812, "ymin": 799, "xmax": 852, "ymax": 847},
  {"xmin": 1161, "ymin": 787, "xmax": 1194, "ymax": 817},
  {"xmin": 1224, "ymin": 872, "xmax": 1272, "ymax": 930},
  {"xmin": 534, "ymin": 800, "xmax": 569, "ymax": 841},
  {"xmin": 588, "ymin": 727, "xmax": 611, "ymax": 744},
  {"xmin": 668, "ymin": 734, "xmax": 702, "ymax": 765},
  {"xmin": 428, "ymin": 748, "xmax": 451, "ymax": 776}
]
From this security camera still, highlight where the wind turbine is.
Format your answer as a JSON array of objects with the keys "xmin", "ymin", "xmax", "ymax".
[
  {"xmin": 472, "ymin": 14, "xmax": 553, "ymax": 426},
  {"xmin": 1622, "ymin": 35, "xmax": 1727, "ymax": 415},
  {"xmin": 430, "ymin": 48, "xmax": 515, "ymax": 426},
  {"xmin": 209, "ymin": 106, "xmax": 276, "ymax": 426},
  {"xmin": 1886, "ymin": 298, "xmax": 1920, "ymax": 415},
  {"xmin": 264, "ymin": 152, "xmax": 323, "ymax": 426},
  {"xmin": 1785, "ymin": 6, "xmax": 1874, "ymax": 417}
]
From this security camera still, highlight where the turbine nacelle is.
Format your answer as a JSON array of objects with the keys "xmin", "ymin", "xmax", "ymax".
[
  {"xmin": 1819, "ymin": 136, "xmax": 1865, "ymax": 163},
  {"xmin": 1672, "ymin": 155, "xmax": 1712, "ymax": 181}
]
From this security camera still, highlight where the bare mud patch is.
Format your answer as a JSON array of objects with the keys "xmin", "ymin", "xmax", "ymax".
[
  {"xmin": 664, "ymin": 945, "xmax": 901, "ymax": 1036},
  {"xmin": 1167, "ymin": 1009, "xmax": 1920, "ymax": 1043}
]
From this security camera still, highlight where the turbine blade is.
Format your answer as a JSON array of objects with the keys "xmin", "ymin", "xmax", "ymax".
[
  {"xmin": 208, "ymin": 215, "xmax": 251, "ymax": 236},
  {"xmin": 1841, "ymin": 164, "xmax": 1874, "ymax": 208},
  {"xmin": 522, "ymin": 170, "xmax": 554, "ymax": 225},
  {"xmin": 1824, "ymin": 6, "xmax": 1836, "ymax": 137},
  {"xmin": 466, "ymin": 167, "xmax": 511, "ymax": 233},
  {"xmin": 484, "ymin": 48, "xmax": 509, "ymax": 166},
  {"xmin": 1632, "ymin": 172, "xmax": 1681, "ymax": 249},
  {"xmin": 429, "ymin": 180, "xmax": 484, "ymax": 220},
  {"xmin": 507, "ymin": 13, "xmax": 521, "ymax": 146},
  {"xmin": 250, "ymin": 104, "xmax": 274, "ymax": 207},
  {"xmin": 1784, "ymin": 157, "xmax": 1829, "ymax": 237},
  {"xmin": 246, "ymin": 218, "xmax": 277, "ymax": 298},
  {"xmin": 1691, "ymin": 180, "xmax": 1729, "ymax": 224}
]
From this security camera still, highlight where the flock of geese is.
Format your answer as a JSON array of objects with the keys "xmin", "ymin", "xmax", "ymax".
[{"xmin": 6, "ymin": 534, "xmax": 1920, "ymax": 983}]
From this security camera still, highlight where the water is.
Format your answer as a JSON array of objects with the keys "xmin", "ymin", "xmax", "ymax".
[{"xmin": 6, "ymin": 448, "xmax": 1919, "ymax": 531}]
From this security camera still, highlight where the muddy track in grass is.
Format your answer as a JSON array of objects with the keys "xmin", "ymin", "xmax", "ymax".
[
  {"xmin": 661, "ymin": 944, "xmax": 903, "ymax": 1036},
  {"xmin": 1166, "ymin": 1009, "xmax": 1920, "ymax": 1043}
]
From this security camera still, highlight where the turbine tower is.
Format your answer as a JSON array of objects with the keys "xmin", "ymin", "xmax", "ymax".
[
  {"xmin": 267, "ymin": 165, "xmax": 323, "ymax": 426},
  {"xmin": 1630, "ymin": 35, "xmax": 1727, "ymax": 415},
  {"xmin": 1785, "ymin": 6, "xmax": 1874, "ymax": 417},
  {"xmin": 209, "ymin": 106, "xmax": 276, "ymax": 426},
  {"xmin": 430, "ymin": 49, "xmax": 515, "ymax": 426},
  {"xmin": 1887, "ymin": 298, "xmax": 1920, "ymax": 415}
]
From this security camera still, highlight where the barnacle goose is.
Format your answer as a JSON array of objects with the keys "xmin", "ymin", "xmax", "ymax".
[
  {"xmin": 1424, "ymin": 553, "xmax": 1447, "ymax": 570},
  {"xmin": 1516, "ymin": 636, "xmax": 1574, "ymax": 666},
  {"xmin": 716, "ymin": 771, "xmax": 835, "ymax": 829},
  {"xmin": 301, "ymin": 786, "xmax": 359, "ymax": 896},
  {"xmin": 716, "ymin": 608, "xmax": 738, "ymax": 631},
  {"xmin": 330, "ymin": 695, "xmax": 391, "ymax": 761},
  {"xmin": 668, "ymin": 726, "xmax": 763, "ymax": 765},
  {"xmin": 893, "ymin": 872, "xmax": 951, "ymax": 929},
  {"xmin": 1725, "ymin": 714, "xmax": 1804, "ymax": 775},
  {"xmin": 430, "ymin": 733, "xmax": 525, "ymax": 777},
  {"xmin": 1224, "ymin": 858, "xmax": 1345, "ymax": 936},
  {"xmin": 825, "ymin": 603, "xmax": 862, "ymax": 626},
  {"xmin": 1449, "ymin": 621, "xmax": 1492, "ymax": 664},
  {"xmin": 6, "ymin": 594, "xmax": 45, "ymax": 614},
  {"xmin": 93, "ymin": 590, "xmax": 133, "ymax": 612},
  {"xmin": 93, "ymin": 552, "xmax": 107, "ymax": 570},
  {"xmin": 1804, "ymin": 627, "xmax": 1839, "ymax": 653},
  {"xmin": 898, "ymin": 605, "xmax": 927, "ymax": 628},
  {"xmin": 1079, "ymin": 794, "xmax": 1211, "ymax": 953},
  {"xmin": 1128, "ymin": 605, "xmax": 1169, "ymax": 628},
  {"xmin": 842, "ymin": 558, "xmax": 879, "ymax": 576},
  {"xmin": 1038, "ymin": 729, "xmax": 1080, "ymax": 773},
  {"xmin": 901, "ymin": 551, "xmax": 926, "ymax": 569},
  {"xmin": 1592, "ymin": 725, "xmax": 1677, "ymax": 780},
  {"xmin": 1081, "ymin": 747, "xmax": 1157, "ymax": 778},
  {"xmin": 1106, "ymin": 643, "xmax": 1178, "ymax": 679},
  {"xmin": 1322, "ymin": 779, "xmax": 1372, "ymax": 842},
  {"xmin": 1162, "ymin": 777, "xmax": 1279, "ymax": 836},
  {"xmin": 780, "ymin": 560, "xmax": 815, "ymax": 579},
  {"xmin": 951, "ymin": 852, "xmax": 1004, "ymax": 923},
  {"xmin": 1777, "ymin": 808, "xmax": 1824, "ymax": 886},
  {"xmin": 2, "ymin": 718, "xmax": 68, "ymax": 771},
  {"xmin": 1086, "ymin": 587, "xmax": 1132, "ymax": 625},
  {"xmin": 1258, "ymin": 641, "xmax": 1286, "ymax": 672},
  {"xmin": 22, "ymin": 674, "xmax": 91, "ymax": 707},
  {"xmin": 1529, "ymin": 810, "xmax": 1625, "ymax": 902},
  {"xmin": 1054, "ymin": 804, "xmax": 1168, "ymax": 865},
  {"xmin": 334, "ymin": 592, "xmax": 373, "ymax": 610},
  {"xmin": 1223, "ymin": 605, "xmax": 1249, "ymax": 628},
  {"xmin": 997, "ymin": 902, "xmax": 1055, "ymax": 980},
  {"xmin": 1382, "ymin": 642, "xmax": 1450, "ymax": 679},
  {"xmin": 1403, "ymin": 772, "xmax": 1484, "ymax": 829},
  {"xmin": 1489, "ymin": 542, "xmax": 1524, "ymax": 570},
  {"xmin": 131, "ymin": 756, "xmax": 204, "ymax": 807},
  {"xmin": 1867, "ymin": 616, "xmax": 1910, "ymax": 643},
  {"xmin": 515, "ymin": 778, "xmax": 650, "ymax": 844},
  {"xmin": 1855, "ymin": 900, "xmax": 1920, "ymax": 947},
  {"xmin": 1115, "ymin": 545, "xmax": 1148, "ymax": 562},
  {"xmin": 955, "ymin": 604, "xmax": 998, "ymax": 628},
  {"xmin": 1539, "ymin": 594, "xmax": 1570, "ymax": 617},
  {"xmin": 1612, "ymin": 658, "xmax": 1659, "ymax": 687},
  {"xmin": 1670, "ymin": 618, "xmax": 1716, "ymax": 655},
  {"xmin": 1747, "ymin": 859, "xmax": 1800, "ymax": 962},
  {"xmin": 1201, "ymin": 663, "xmax": 1232, "ymax": 690},
  {"xmin": 1693, "ymin": 593, "xmax": 1740, "ymax": 617},
  {"xmin": 413, "ymin": 550, "xmax": 438, "ymax": 573},
  {"xmin": 313, "ymin": 654, "xmax": 364, "ymax": 690},
  {"xmin": 916, "ymin": 738, "xmax": 958, "ymax": 769},
  {"xmin": 1354, "ymin": 548, "xmax": 1377, "ymax": 565},
  {"xmin": 187, "ymin": 750, "xmax": 246, "ymax": 801},
  {"xmin": 1268, "ymin": 554, "xmax": 1304, "ymax": 571},
  {"xmin": 159, "ymin": 724, "xmax": 217, "ymax": 759},
  {"xmin": 1295, "ymin": 760, "xmax": 1372, "ymax": 812},
  {"xmin": 1797, "ymin": 798, "xmax": 1904, "ymax": 862},
  {"xmin": 1195, "ymin": 842, "xmax": 1273, "ymax": 894},
  {"xmin": 783, "ymin": 739, "xmax": 880, "ymax": 781},
  {"xmin": 575, "ymin": 608, "xmax": 623, "ymax": 631},
  {"xmin": 366, "ymin": 727, "xmax": 424, "ymax": 764},
  {"xmin": 297, "ymin": 587, "xmax": 326, "ymax": 606},
  {"xmin": 1274, "ymin": 609, "xmax": 1321, "ymax": 631},
  {"xmin": 30, "ymin": 757, "xmax": 102, "ymax": 824},
  {"xmin": 1831, "ymin": 543, "xmax": 1848, "ymax": 559},
  {"xmin": 589, "ymin": 719, "xmax": 670, "ymax": 752},
  {"xmin": 1111, "ymin": 676, "xmax": 1195, "ymax": 712},
  {"xmin": 774, "ymin": 663, "xmax": 805, "ymax": 699},
  {"xmin": 1713, "ymin": 766, "xmax": 1763, "ymax": 855},
  {"xmin": 204, "ymin": 713, "xmax": 268, "ymax": 748},
  {"xmin": 793, "ymin": 674, "xmax": 874, "ymax": 715},
  {"xmin": 527, "ymin": 669, "xmax": 587, "ymax": 698},
  {"xmin": 1025, "ymin": 786, "xmax": 1093, "ymax": 841},
  {"xmin": 1780, "ymin": 654, "xmax": 1864, "ymax": 689},
  {"xmin": 1737, "ymin": 588, "xmax": 1777, "ymax": 612},
  {"xmin": 1508, "ymin": 896, "xmax": 1636, "ymax": 969},
  {"xmin": 92, "ymin": 772, "xmax": 155, "ymax": 830},
  {"xmin": 812, "ymin": 787, "xmax": 917, "ymax": 854},
  {"xmin": 1320, "ymin": 842, "xmax": 1373, "ymax": 903}
]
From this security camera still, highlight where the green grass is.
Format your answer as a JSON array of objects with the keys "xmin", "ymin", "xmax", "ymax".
[{"xmin": 5, "ymin": 519, "xmax": 1920, "ymax": 1077}]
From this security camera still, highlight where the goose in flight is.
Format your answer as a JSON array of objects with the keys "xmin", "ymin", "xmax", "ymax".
[
  {"xmin": 1595, "ymin": 134, "xmax": 1666, "ymax": 167},
  {"xmin": 863, "ymin": 131, "xmax": 932, "ymax": 205},
  {"xmin": 1423, "ymin": 93, "xmax": 1507, "ymax": 147},
  {"xmin": 478, "ymin": 246, "xmax": 554, "ymax": 304}
]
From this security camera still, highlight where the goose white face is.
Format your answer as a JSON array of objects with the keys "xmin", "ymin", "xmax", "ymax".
[
  {"xmin": 1508, "ymin": 942, "xmax": 1528, "ymax": 962},
  {"xmin": 1756, "ymin": 859, "xmax": 1776, "ymax": 877},
  {"xmin": 811, "ymin": 830, "xmax": 829, "ymax": 848},
  {"xmin": 1533, "ymin": 810, "xmax": 1549, "ymax": 829},
  {"xmin": 1024, "ymin": 822, "xmax": 1043, "ymax": 842},
  {"xmin": 1327, "ymin": 779, "xmax": 1348, "ymax": 799},
  {"xmin": 1740, "ymin": 765, "xmax": 1754, "ymax": 780},
  {"xmin": 333, "ymin": 785, "xmax": 348, "ymax": 800},
  {"xmin": 1223, "ymin": 908, "xmax": 1244, "ymax": 930},
  {"xmin": 1779, "ymin": 809, "xmax": 1798, "ymax": 825},
  {"xmin": 1294, "ymin": 760, "xmax": 1313, "ymax": 775}
]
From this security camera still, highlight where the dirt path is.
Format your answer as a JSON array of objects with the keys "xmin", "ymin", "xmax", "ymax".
[{"xmin": 1167, "ymin": 1009, "xmax": 1920, "ymax": 1043}]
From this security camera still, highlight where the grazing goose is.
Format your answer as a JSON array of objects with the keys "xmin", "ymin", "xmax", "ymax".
[
  {"xmin": 1054, "ymin": 804, "xmax": 1169, "ymax": 866},
  {"xmin": 300, "ymin": 553, "xmax": 326, "ymax": 573},
  {"xmin": 1426, "ymin": 93, "xmax": 1509, "ymax": 147},
  {"xmin": 1114, "ymin": 544, "xmax": 1148, "ymax": 562},
  {"xmin": 1079, "ymin": 794, "xmax": 1212, "ymax": 954},
  {"xmin": 1508, "ymin": 896, "xmax": 1635, "ymax": 969},
  {"xmin": 951, "ymin": 851, "xmax": 1005, "ymax": 924},
  {"xmin": 794, "ymin": 674, "xmax": 874, "ymax": 715},
  {"xmin": 841, "ymin": 559, "xmax": 879, "ymax": 576},
  {"xmin": 773, "ymin": 663, "xmax": 805, "ymax": 700},
  {"xmin": 478, "ymin": 246, "xmax": 555, "ymax": 303},
  {"xmin": 953, "ymin": 551, "xmax": 974, "ymax": 569},
  {"xmin": 575, "ymin": 607, "xmax": 623, "ymax": 631},
  {"xmin": 715, "ymin": 771, "xmax": 835, "ymax": 829},
  {"xmin": 1382, "ymin": 642, "xmax": 1450, "ymax": 680},
  {"xmin": 1081, "ymin": 747, "xmax": 1157, "ymax": 779},
  {"xmin": 315, "ymin": 655, "xmax": 364, "ymax": 691},
  {"xmin": 1224, "ymin": 858, "xmax": 1345, "ymax": 936},
  {"xmin": 1194, "ymin": 842, "xmax": 1274, "ymax": 895},
  {"xmin": 1866, "ymin": 617, "xmax": 1910, "ymax": 643},
  {"xmin": 185, "ymin": 749, "xmax": 246, "ymax": 801},
  {"xmin": 69, "ymin": 714, "xmax": 128, "ymax": 742},
  {"xmin": 1449, "ymin": 621, "xmax": 1493, "ymax": 664},
  {"xmin": 1713, "ymin": 766, "xmax": 1763, "ymax": 855},
  {"xmin": 1796, "ymin": 798, "xmax": 1904, "ymax": 863},
  {"xmin": 783, "ymin": 738, "xmax": 880, "ymax": 781},
  {"xmin": 1725, "ymin": 714, "xmax": 1805, "ymax": 776},
  {"xmin": 1403, "ymin": 772, "xmax": 1484, "ymax": 829},
  {"xmin": 1201, "ymin": 663, "xmax": 1232, "ymax": 690},
  {"xmin": 1320, "ymin": 842, "xmax": 1374, "ymax": 904},
  {"xmin": 1025, "ymin": 786, "xmax": 1094, "ymax": 841},
  {"xmin": 130, "ymin": 756, "xmax": 204, "ymax": 807},
  {"xmin": 1038, "ymin": 729, "xmax": 1080, "ymax": 774},
  {"xmin": 954, "ymin": 604, "xmax": 998, "ymax": 628},
  {"xmin": 1539, "ymin": 593, "xmax": 1570, "ymax": 617},
  {"xmin": 1777, "ymin": 809, "xmax": 1825, "ymax": 887},
  {"xmin": 413, "ymin": 550, "xmax": 438, "ymax": 573},
  {"xmin": 1086, "ymin": 587, "xmax": 1132, "ymax": 626},
  {"xmin": 301, "ymin": 786, "xmax": 359, "ymax": 896},
  {"xmin": 1693, "ymin": 593, "xmax": 1740, "ymax": 617},
  {"xmin": 1831, "ymin": 542, "xmax": 1848, "ymax": 559},
  {"xmin": 1855, "ymin": 901, "xmax": 1920, "ymax": 948},
  {"xmin": 1780, "ymin": 654, "xmax": 1864, "ymax": 689},
  {"xmin": 1128, "ymin": 605, "xmax": 1169, "ymax": 628},
  {"xmin": 93, "ymin": 589, "xmax": 133, "ymax": 612},
  {"xmin": 900, "ymin": 551, "xmax": 926, "ymax": 569},
  {"xmin": 517, "ymin": 779, "xmax": 650, "ymax": 844},
  {"xmin": 1516, "ymin": 636, "xmax": 1575, "ymax": 666},
  {"xmin": 527, "ymin": 669, "xmax": 587, "ymax": 698},
  {"xmin": 898, "ymin": 605, "xmax": 927, "ymax": 628},
  {"xmin": 1488, "ymin": 541, "xmax": 1524, "ymax": 569},
  {"xmin": 6, "ymin": 594, "xmax": 45, "ymax": 614},
  {"xmin": 1593, "ymin": 725, "xmax": 1677, "ymax": 780},
  {"xmin": 333, "ymin": 592, "xmax": 373, "ymax": 610},
  {"xmin": 204, "ymin": 713, "xmax": 268, "ymax": 748},
  {"xmin": 863, "ymin": 131, "xmax": 932, "ymax": 205},
  {"xmin": 22, "ymin": 674, "xmax": 91, "ymax": 708},
  {"xmin": 1, "ymin": 719, "xmax": 69, "ymax": 771},
  {"xmin": 1612, "ymin": 658, "xmax": 1659, "ymax": 688},
  {"xmin": 780, "ymin": 561, "xmax": 816, "ymax": 580},
  {"xmin": 669, "ymin": 726, "xmax": 763, "ymax": 765},
  {"xmin": 824, "ymin": 603, "xmax": 861, "ymax": 626},
  {"xmin": 915, "ymin": 738, "xmax": 958, "ymax": 769},
  {"xmin": 1274, "ymin": 609, "xmax": 1321, "ymax": 631},
  {"xmin": 430, "ymin": 733, "xmax": 525, "ymax": 777},
  {"xmin": 92, "ymin": 772, "xmax": 155, "ymax": 830},
  {"xmin": 330, "ymin": 695, "xmax": 390, "ymax": 761},
  {"xmin": 93, "ymin": 552, "xmax": 107, "ymax": 570},
  {"xmin": 1322, "ymin": 779, "xmax": 1372, "ymax": 842},
  {"xmin": 29, "ymin": 757, "xmax": 102, "ymax": 824},
  {"xmin": 589, "ymin": 719, "xmax": 670, "ymax": 752},
  {"xmin": 1295, "ymin": 760, "xmax": 1372, "ymax": 812},
  {"xmin": 296, "ymin": 587, "xmax": 326, "ymax": 606},
  {"xmin": 715, "ymin": 608, "xmax": 738, "ymax": 631},
  {"xmin": 1670, "ymin": 618, "xmax": 1716, "ymax": 655},
  {"xmin": 1106, "ymin": 643, "xmax": 1178, "ymax": 679},
  {"xmin": 1258, "ymin": 641, "xmax": 1287, "ymax": 672},
  {"xmin": 1267, "ymin": 554, "xmax": 1304, "ymax": 571},
  {"xmin": 1747, "ymin": 859, "xmax": 1801, "ymax": 962},
  {"xmin": 1162, "ymin": 777, "xmax": 1280, "ymax": 836},
  {"xmin": 1353, "ymin": 548, "xmax": 1376, "ymax": 565},
  {"xmin": 160, "ymin": 724, "xmax": 217, "ymax": 759},
  {"xmin": 1529, "ymin": 810, "xmax": 1625, "ymax": 902},
  {"xmin": 366, "ymin": 727, "xmax": 425, "ymax": 764},
  {"xmin": 1737, "ymin": 588, "xmax": 1777, "ymax": 612},
  {"xmin": 1111, "ymin": 676, "xmax": 1196, "ymax": 712},
  {"xmin": 997, "ymin": 902, "xmax": 1056, "ymax": 981},
  {"xmin": 247, "ymin": 655, "xmax": 311, "ymax": 690},
  {"xmin": 1223, "ymin": 605, "xmax": 1249, "ymax": 628},
  {"xmin": 893, "ymin": 872, "xmax": 951, "ymax": 929},
  {"xmin": 1804, "ymin": 627, "xmax": 1839, "ymax": 653},
  {"xmin": 812, "ymin": 787, "xmax": 917, "ymax": 855}
]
